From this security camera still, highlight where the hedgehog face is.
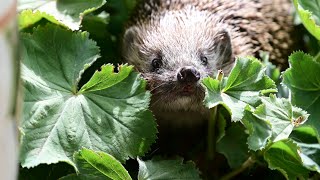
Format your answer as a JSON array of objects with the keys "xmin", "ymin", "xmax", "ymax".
[{"xmin": 123, "ymin": 8, "xmax": 234, "ymax": 112}]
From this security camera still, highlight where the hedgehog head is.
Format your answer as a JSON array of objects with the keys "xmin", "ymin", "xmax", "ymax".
[{"xmin": 123, "ymin": 7, "xmax": 234, "ymax": 112}]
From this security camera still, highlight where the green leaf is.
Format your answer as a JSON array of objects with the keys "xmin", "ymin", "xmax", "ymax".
[
  {"xmin": 60, "ymin": 174, "xmax": 107, "ymax": 180},
  {"xmin": 283, "ymin": 52, "xmax": 320, "ymax": 137},
  {"xmin": 18, "ymin": 0, "xmax": 106, "ymax": 30},
  {"xmin": 71, "ymin": 148, "xmax": 132, "ymax": 180},
  {"xmin": 81, "ymin": 12, "xmax": 110, "ymax": 40},
  {"xmin": 60, "ymin": 173, "xmax": 115, "ymax": 180},
  {"xmin": 290, "ymin": 126, "xmax": 320, "ymax": 173},
  {"xmin": 280, "ymin": 112, "xmax": 320, "ymax": 174},
  {"xmin": 242, "ymin": 107, "xmax": 272, "ymax": 151},
  {"xmin": 297, "ymin": 0, "xmax": 320, "ymax": 23},
  {"xmin": 19, "ymin": 10, "xmax": 66, "ymax": 30},
  {"xmin": 264, "ymin": 139, "xmax": 310, "ymax": 180},
  {"xmin": 137, "ymin": 158, "xmax": 201, "ymax": 180},
  {"xmin": 59, "ymin": 148, "xmax": 132, "ymax": 180},
  {"xmin": 21, "ymin": 25, "xmax": 100, "ymax": 93},
  {"xmin": 254, "ymin": 95, "xmax": 309, "ymax": 142},
  {"xmin": 203, "ymin": 56, "xmax": 276, "ymax": 122},
  {"xmin": 216, "ymin": 123, "xmax": 249, "ymax": 168},
  {"xmin": 294, "ymin": 0, "xmax": 320, "ymax": 40},
  {"xmin": 297, "ymin": 142, "xmax": 320, "ymax": 173},
  {"xmin": 216, "ymin": 108, "xmax": 228, "ymax": 142},
  {"xmin": 290, "ymin": 126, "xmax": 319, "ymax": 144},
  {"xmin": 261, "ymin": 52, "xmax": 281, "ymax": 84},
  {"xmin": 79, "ymin": 64, "xmax": 133, "ymax": 93},
  {"xmin": 20, "ymin": 25, "xmax": 157, "ymax": 168},
  {"xmin": 260, "ymin": 51, "xmax": 289, "ymax": 98}
]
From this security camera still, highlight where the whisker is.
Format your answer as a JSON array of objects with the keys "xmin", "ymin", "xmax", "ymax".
[
  {"xmin": 151, "ymin": 83, "xmax": 177, "ymax": 107},
  {"xmin": 149, "ymin": 82, "xmax": 167, "ymax": 92}
]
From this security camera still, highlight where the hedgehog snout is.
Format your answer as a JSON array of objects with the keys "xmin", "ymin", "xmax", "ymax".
[{"xmin": 177, "ymin": 66, "xmax": 200, "ymax": 83}]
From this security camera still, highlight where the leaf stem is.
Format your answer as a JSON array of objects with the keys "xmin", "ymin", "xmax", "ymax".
[
  {"xmin": 221, "ymin": 156, "xmax": 256, "ymax": 180},
  {"xmin": 207, "ymin": 106, "xmax": 218, "ymax": 160},
  {"xmin": 314, "ymin": 50, "xmax": 320, "ymax": 63},
  {"xmin": 207, "ymin": 70, "xmax": 224, "ymax": 159}
]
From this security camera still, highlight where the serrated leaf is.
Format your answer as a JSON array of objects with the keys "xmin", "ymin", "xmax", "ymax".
[
  {"xmin": 21, "ymin": 25, "xmax": 100, "ymax": 93},
  {"xmin": 137, "ymin": 158, "xmax": 201, "ymax": 180},
  {"xmin": 283, "ymin": 52, "xmax": 320, "ymax": 137},
  {"xmin": 297, "ymin": 0, "xmax": 320, "ymax": 23},
  {"xmin": 79, "ymin": 64, "xmax": 133, "ymax": 93},
  {"xmin": 294, "ymin": 0, "xmax": 320, "ymax": 40},
  {"xmin": 264, "ymin": 139, "xmax": 309, "ymax": 180},
  {"xmin": 296, "ymin": 142, "xmax": 320, "ymax": 173},
  {"xmin": 19, "ymin": 10, "xmax": 66, "ymax": 30},
  {"xmin": 242, "ymin": 107, "xmax": 272, "ymax": 151},
  {"xmin": 18, "ymin": 0, "xmax": 106, "ymax": 30},
  {"xmin": 203, "ymin": 57, "xmax": 276, "ymax": 122},
  {"xmin": 254, "ymin": 95, "xmax": 309, "ymax": 142},
  {"xmin": 20, "ymin": 25, "xmax": 157, "ymax": 168},
  {"xmin": 70, "ymin": 148, "xmax": 132, "ymax": 180},
  {"xmin": 216, "ymin": 123, "xmax": 249, "ymax": 168}
]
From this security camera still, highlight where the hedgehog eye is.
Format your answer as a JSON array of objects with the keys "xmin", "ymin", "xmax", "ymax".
[
  {"xmin": 152, "ymin": 57, "xmax": 163, "ymax": 70},
  {"xmin": 200, "ymin": 56, "xmax": 208, "ymax": 65}
]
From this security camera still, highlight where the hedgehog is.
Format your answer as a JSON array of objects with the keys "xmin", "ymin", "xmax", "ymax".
[{"xmin": 122, "ymin": 0, "xmax": 296, "ymax": 129}]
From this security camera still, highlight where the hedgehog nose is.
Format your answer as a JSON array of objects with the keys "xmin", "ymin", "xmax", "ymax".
[{"xmin": 177, "ymin": 66, "xmax": 200, "ymax": 83}]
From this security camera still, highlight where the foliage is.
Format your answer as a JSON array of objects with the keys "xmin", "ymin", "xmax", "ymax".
[
  {"xmin": 20, "ymin": 24, "xmax": 157, "ymax": 169},
  {"xmin": 18, "ymin": 0, "xmax": 106, "ymax": 30},
  {"xmin": 203, "ymin": 57, "xmax": 277, "ymax": 122},
  {"xmin": 18, "ymin": 0, "xmax": 320, "ymax": 179},
  {"xmin": 203, "ymin": 56, "xmax": 316, "ymax": 179},
  {"xmin": 283, "ymin": 52, "xmax": 320, "ymax": 137},
  {"xmin": 294, "ymin": 0, "xmax": 320, "ymax": 40},
  {"xmin": 61, "ymin": 148, "xmax": 132, "ymax": 180},
  {"xmin": 137, "ymin": 158, "xmax": 201, "ymax": 180}
]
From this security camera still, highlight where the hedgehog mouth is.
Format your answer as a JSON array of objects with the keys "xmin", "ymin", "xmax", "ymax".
[
  {"xmin": 180, "ymin": 84, "xmax": 198, "ymax": 96},
  {"xmin": 150, "ymin": 81, "xmax": 204, "ymax": 97},
  {"xmin": 166, "ymin": 82, "xmax": 204, "ymax": 100},
  {"xmin": 149, "ymin": 83, "xmax": 205, "ymax": 112},
  {"xmin": 144, "ymin": 80, "xmax": 207, "ymax": 116},
  {"xmin": 145, "ymin": 75, "xmax": 205, "ymax": 108}
]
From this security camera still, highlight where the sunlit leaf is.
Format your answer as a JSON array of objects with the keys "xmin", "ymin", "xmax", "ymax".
[
  {"xmin": 20, "ymin": 25, "xmax": 157, "ymax": 168},
  {"xmin": 203, "ymin": 57, "xmax": 276, "ymax": 122},
  {"xmin": 283, "ymin": 52, "xmax": 320, "ymax": 137}
]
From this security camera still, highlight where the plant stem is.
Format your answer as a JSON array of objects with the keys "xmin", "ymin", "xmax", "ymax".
[
  {"xmin": 207, "ymin": 70, "xmax": 223, "ymax": 160},
  {"xmin": 314, "ymin": 51, "xmax": 320, "ymax": 63},
  {"xmin": 207, "ymin": 106, "xmax": 218, "ymax": 160},
  {"xmin": 221, "ymin": 156, "xmax": 256, "ymax": 180}
]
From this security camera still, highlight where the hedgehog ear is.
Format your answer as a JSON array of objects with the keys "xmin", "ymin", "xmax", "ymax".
[
  {"xmin": 123, "ymin": 26, "xmax": 142, "ymax": 49},
  {"xmin": 123, "ymin": 26, "xmax": 143, "ymax": 62},
  {"xmin": 213, "ymin": 30, "xmax": 233, "ymax": 66}
]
